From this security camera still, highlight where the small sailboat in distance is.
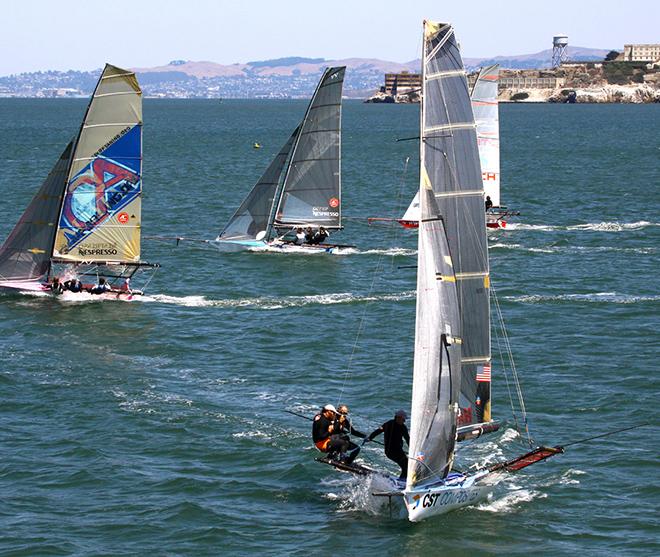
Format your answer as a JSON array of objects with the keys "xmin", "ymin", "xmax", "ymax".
[
  {"xmin": 216, "ymin": 67, "xmax": 349, "ymax": 253},
  {"xmin": 0, "ymin": 64, "xmax": 159, "ymax": 300},
  {"xmin": 319, "ymin": 21, "xmax": 563, "ymax": 521},
  {"xmin": 369, "ymin": 63, "xmax": 519, "ymax": 230}
]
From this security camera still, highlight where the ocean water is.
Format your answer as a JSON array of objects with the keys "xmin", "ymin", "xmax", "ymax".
[{"xmin": 0, "ymin": 99, "xmax": 658, "ymax": 556}]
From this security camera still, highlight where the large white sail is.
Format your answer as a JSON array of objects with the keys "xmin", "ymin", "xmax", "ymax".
[
  {"xmin": 472, "ymin": 65, "xmax": 500, "ymax": 207},
  {"xmin": 407, "ymin": 21, "xmax": 490, "ymax": 489}
]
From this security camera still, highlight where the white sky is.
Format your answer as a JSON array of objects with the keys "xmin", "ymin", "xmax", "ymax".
[{"xmin": 1, "ymin": 0, "xmax": 658, "ymax": 74}]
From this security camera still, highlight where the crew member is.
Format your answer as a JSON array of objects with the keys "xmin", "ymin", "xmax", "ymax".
[
  {"xmin": 334, "ymin": 404, "xmax": 366, "ymax": 465},
  {"xmin": 304, "ymin": 226, "xmax": 314, "ymax": 244},
  {"xmin": 309, "ymin": 226, "xmax": 328, "ymax": 245},
  {"xmin": 49, "ymin": 277, "xmax": 63, "ymax": 294},
  {"xmin": 64, "ymin": 278, "xmax": 83, "ymax": 293},
  {"xmin": 312, "ymin": 404, "xmax": 349, "ymax": 460},
  {"xmin": 89, "ymin": 277, "xmax": 112, "ymax": 295},
  {"xmin": 294, "ymin": 228, "xmax": 306, "ymax": 245},
  {"xmin": 364, "ymin": 409, "xmax": 410, "ymax": 479},
  {"xmin": 485, "ymin": 195, "xmax": 493, "ymax": 211}
]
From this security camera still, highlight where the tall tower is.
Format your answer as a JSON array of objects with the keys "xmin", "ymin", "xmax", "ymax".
[{"xmin": 552, "ymin": 35, "xmax": 569, "ymax": 67}]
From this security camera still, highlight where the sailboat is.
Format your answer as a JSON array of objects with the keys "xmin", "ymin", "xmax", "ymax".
[
  {"xmin": 0, "ymin": 64, "xmax": 158, "ymax": 300},
  {"xmin": 370, "ymin": 63, "xmax": 518, "ymax": 230},
  {"xmin": 318, "ymin": 21, "xmax": 562, "ymax": 522},
  {"xmin": 216, "ymin": 67, "xmax": 348, "ymax": 253}
]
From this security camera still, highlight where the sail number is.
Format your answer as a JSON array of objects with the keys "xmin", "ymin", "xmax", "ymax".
[{"xmin": 420, "ymin": 489, "xmax": 479, "ymax": 508}]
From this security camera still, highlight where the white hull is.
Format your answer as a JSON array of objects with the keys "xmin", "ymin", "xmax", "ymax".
[
  {"xmin": 404, "ymin": 471, "xmax": 498, "ymax": 522},
  {"xmin": 216, "ymin": 238, "xmax": 341, "ymax": 254}
]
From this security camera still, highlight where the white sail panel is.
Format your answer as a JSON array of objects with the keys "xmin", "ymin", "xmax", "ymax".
[
  {"xmin": 53, "ymin": 64, "xmax": 142, "ymax": 263},
  {"xmin": 472, "ymin": 65, "xmax": 500, "ymax": 206},
  {"xmin": 401, "ymin": 192, "xmax": 420, "ymax": 223}
]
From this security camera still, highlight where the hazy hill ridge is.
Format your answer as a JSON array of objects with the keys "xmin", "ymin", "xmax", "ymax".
[{"xmin": 0, "ymin": 47, "xmax": 610, "ymax": 98}]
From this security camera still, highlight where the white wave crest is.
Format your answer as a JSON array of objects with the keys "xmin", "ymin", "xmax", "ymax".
[
  {"xmin": 506, "ymin": 221, "xmax": 657, "ymax": 232},
  {"xmin": 478, "ymin": 488, "xmax": 545, "ymax": 513},
  {"xmin": 141, "ymin": 291, "xmax": 415, "ymax": 309},
  {"xmin": 509, "ymin": 292, "xmax": 660, "ymax": 305}
]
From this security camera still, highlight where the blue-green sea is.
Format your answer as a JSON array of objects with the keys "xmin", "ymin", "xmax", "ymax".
[{"xmin": 1, "ymin": 99, "xmax": 658, "ymax": 556}]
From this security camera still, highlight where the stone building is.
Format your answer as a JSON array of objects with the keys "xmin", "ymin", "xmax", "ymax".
[
  {"xmin": 383, "ymin": 72, "xmax": 421, "ymax": 95},
  {"xmin": 622, "ymin": 44, "xmax": 660, "ymax": 62}
]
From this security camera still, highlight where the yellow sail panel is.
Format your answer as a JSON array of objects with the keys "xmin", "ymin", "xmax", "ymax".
[
  {"xmin": 55, "ymin": 64, "xmax": 143, "ymax": 263},
  {"xmin": 53, "ymin": 196, "xmax": 141, "ymax": 261}
]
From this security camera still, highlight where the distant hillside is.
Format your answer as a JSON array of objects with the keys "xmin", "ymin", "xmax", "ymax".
[{"xmin": 0, "ymin": 48, "xmax": 613, "ymax": 99}]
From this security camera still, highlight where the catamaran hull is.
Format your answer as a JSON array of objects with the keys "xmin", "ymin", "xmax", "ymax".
[{"xmin": 404, "ymin": 472, "xmax": 496, "ymax": 522}]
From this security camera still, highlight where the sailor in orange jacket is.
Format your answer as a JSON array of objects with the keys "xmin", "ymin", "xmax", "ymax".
[{"xmin": 312, "ymin": 404, "xmax": 349, "ymax": 460}]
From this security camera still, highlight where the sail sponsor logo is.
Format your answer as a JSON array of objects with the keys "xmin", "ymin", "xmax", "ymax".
[
  {"xmin": 329, "ymin": 197, "xmax": 339, "ymax": 208},
  {"xmin": 93, "ymin": 126, "xmax": 132, "ymax": 158},
  {"xmin": 117, "ymin": 212, "xmax": 130, "ymax": 224},
  {"xmin": 60, "ymin": 157, "xmax": 140, "ymax": 249},
  {"xmin": 482, "ymin": 172, "xmax": 498, "ymax": 181},
  {"xmin": 312, "ymin": 206, "xmax": 339, "ymax": 218},
  {"xmin": 77, "ymin": 242, "xmax": 118, "ymax": 257}
]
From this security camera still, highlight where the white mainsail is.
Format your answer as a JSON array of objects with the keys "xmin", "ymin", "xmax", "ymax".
[{"xmin": 471, "ymin": 64, "xmax": 501, "ymax": 207}]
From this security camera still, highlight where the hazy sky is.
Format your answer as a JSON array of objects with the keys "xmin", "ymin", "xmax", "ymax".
[{"xmin": 2, "ymin": 0, "xmax": 658, "ymax": 75}]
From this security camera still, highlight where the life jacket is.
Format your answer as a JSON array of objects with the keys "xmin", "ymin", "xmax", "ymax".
[{"xmin": 315, "ymin": 438, "xmax": 331, "ymax": 452}]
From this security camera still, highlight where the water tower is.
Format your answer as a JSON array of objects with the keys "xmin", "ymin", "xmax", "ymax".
[{"xmin": 552, "ymin": 34, "xmax": 569, "ymax": 67}]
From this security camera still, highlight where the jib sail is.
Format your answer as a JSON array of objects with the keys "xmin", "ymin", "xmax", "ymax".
[
  {"xmin": 0, "ymin": 143, "xmax": 73, "ymax": 282},
  {"xmin": 218, "ymin": 127, "xmax": 299, "ymax": 241}
]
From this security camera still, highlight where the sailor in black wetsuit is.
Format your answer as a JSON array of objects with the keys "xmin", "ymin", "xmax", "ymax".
[
  {"xmin": 485, "ymin": 195, "xmax": 493, "ymax": 211},
  {"xmin": 312, "ymin": 404, "xmax": 349, "ymax": 460},
  {"xmin": 334, "ymin": 404, "xmax": 366, "ymax": 465},
  {"xmin": 364, "ymin": 409, "xmax": 410, "ymax": 479}
]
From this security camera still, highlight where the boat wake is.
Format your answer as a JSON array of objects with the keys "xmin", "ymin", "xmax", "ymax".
[
  {"xmin": 323, "ymin": 469, "xmax": 402, "ymax": 517},
  {"xmin": 141, "ymin": 291, "xmax": 416, "ymax": 310},
  {"xmin": 507, "ymin": 292, "xmax": 660, "ymax": 305},
  {"xmin": 489, "ymin": 243, "xmax": 656, "ymax": 255},
  {"xmin": 505, "ymin": 221, "xmax": 658, "ymax": 232}
]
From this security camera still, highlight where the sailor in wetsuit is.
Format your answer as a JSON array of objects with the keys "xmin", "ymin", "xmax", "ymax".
[
  {"xmin": 364, "ymin": 409, "xmax": 410, "ymax": 479},
  {"xmin": 312, "ymin": 404, "xmax": 350, "ymax": 461},
  {"xmin": 308, "ymin": 226, "xmax": 329, "ymax": 245},
  {"xmin": 485, "ymin": 195, "xmax": 493, "ymax": 211},
  {"xmin": 334, "ymin": 404, "xmax": 366, "ymax": 465}
]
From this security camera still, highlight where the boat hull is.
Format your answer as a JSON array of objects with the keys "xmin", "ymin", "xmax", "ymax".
[
  {"xmin": 404, "ymin": 471, "xmax": 496, "ymax": 522},
  {"xmin": 216, "ymin": 239, "xmax": 342, "ymax": 254}
]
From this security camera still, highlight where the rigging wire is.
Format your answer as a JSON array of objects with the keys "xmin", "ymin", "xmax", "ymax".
[{"xmin": 335, "ymin": 157, "xmax": 414, "ymax": 408}]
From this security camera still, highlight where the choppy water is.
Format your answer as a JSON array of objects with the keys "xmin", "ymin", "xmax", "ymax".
[{"xmin": 0, "ymin": 100, "xmax": 658, "ymax": 556}]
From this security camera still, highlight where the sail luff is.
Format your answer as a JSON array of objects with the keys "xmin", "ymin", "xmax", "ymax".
[
  {"xmin": 52, "ymin": 64, "xmax": 143, "ymax": 264},
  {"xmin": 273, "ymin": 66, "xmax": 345, "ymax": 229}
]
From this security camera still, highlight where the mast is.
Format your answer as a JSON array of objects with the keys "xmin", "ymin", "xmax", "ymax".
[
  {"xmin": 471, "ymin": 64, "xmax": 501, "ymax": 207},
  {"xmin": 52, "ymin": 64, "xmax": 144, "ymax": 265},
  {"xmin": 407, "ymin": 21, "xmax": 490, "ymax": 489},
  {"xmin": 272, "ymin": 66, "xmax": 345, "ymax": 230}
]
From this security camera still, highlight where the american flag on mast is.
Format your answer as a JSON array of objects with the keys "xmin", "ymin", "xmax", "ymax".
[{"xmin": 477, "ymin": 362, "xmax": 491, "ymax": 382}]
